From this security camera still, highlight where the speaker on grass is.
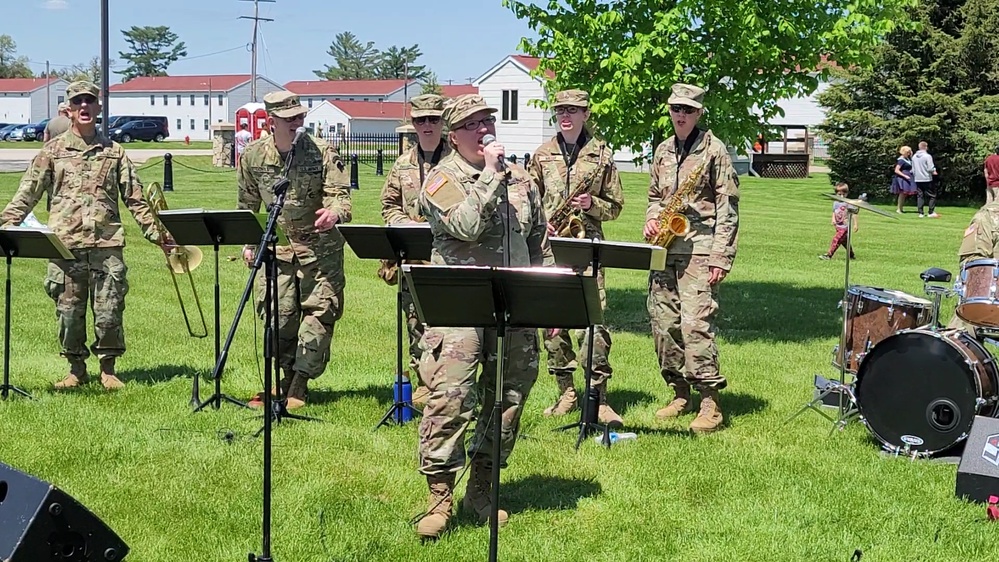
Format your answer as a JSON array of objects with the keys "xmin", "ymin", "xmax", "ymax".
[
  {"xmin": 0, "ymin": 461, "xmax": 129, "ymax": 561},
  {"xmin": 955, "ymin": 415, "xmax": 999, "ymax": 504}
]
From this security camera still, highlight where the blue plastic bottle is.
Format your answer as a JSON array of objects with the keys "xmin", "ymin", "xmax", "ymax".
[{"xmin": 394, "ymin": 378, "xmax": 413, "ymax": 423}]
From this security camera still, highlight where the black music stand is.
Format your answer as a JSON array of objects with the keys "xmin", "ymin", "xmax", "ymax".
[
  {"xmin": 337, "ymin": 223, "xmax": 433, "ymax": 430},
  {"xmin": 0, "ymin": 227, "xmax": 73, "ymax": 400},
  {"xmin": 157, "ymin": 208, "xmax": 272, "ymax": 411},
  {"xmin": 403, "ymin": 264, "xmax": 601, "ymax": 562},
  {"xmin": 548, "ymin": 237, "xmax": 667, "ymax": 448}
]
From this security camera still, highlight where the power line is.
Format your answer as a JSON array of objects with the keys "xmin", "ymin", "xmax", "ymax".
[{"xmin": 239, "ymin": 0, "xmax": 275, "ymax": 102}]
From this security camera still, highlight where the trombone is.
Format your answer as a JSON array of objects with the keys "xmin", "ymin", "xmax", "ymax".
[{"xmin": 145, "ymin": 181, "xmax": 209, "ymax": 339}]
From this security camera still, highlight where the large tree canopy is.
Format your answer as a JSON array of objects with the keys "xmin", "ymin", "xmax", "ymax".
[
  {"xmin": 117, "ymin": 26, "xmax": 187, "ymax": 81},
  {"xmin": 504, "ymin": 0, "xmax": 919, "ymax": 158},
  {"xmin": 818, "ymin": 0, "xmax": 999, "ymax": 200}
]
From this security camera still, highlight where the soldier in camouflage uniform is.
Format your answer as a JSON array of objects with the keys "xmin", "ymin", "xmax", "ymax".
[
  {"xmin": 947, "ymin": 201, "xmax": 999, "ymax": 336},
  {"xmin": 527, "ymin": 89, "xmax": 625, "ymax": 427},
  {"xmin": 238, "ymin": 90, "xmax": 352, "ymax": 410},
  {"xmin": 0, "ymin": 80, "xmax": 171, "ymax": 390},
  {"xmin": 414, "ymin": 94, "xmax": 554, "ymax": 540},
  {"xmin": 644, "ymin": 83, "xmax": 740, "ymax": 434},
  {"xmin": 379, "ymin": 94, "xmax": 450, "ymax": 407}
]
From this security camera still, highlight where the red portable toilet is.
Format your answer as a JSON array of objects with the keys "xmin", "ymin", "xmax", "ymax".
[{"xmin": 235, "ymin": 102, "xmax": 269, "ymax": 139}]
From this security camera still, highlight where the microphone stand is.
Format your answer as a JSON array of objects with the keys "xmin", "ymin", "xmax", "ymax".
[{"xmin": 488, "ymin": 152, "xmax": 510, "ymax": 562}]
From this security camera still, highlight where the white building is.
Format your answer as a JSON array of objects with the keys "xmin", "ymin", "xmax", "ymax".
[
  {"xmin": 761, "ymin": 77, "xmax": 833, "ymax": 157},
  {"xmin": 473, "ymin": 55, "xmax": 556, "ymax": 160},
  {"xmin": 107, "ymin": 74, "xmax": 283, "ymax": 141},
  {"xmin": 305, "ymin": 100, "xmax": 407, "ymax": 136},
  {"xmin": 0, "ymin": 78, "xmax": 68, "ymax": 124},
  {"xmin": 284, "ymin": 80, "xmax": 421, "ymax": 108}
]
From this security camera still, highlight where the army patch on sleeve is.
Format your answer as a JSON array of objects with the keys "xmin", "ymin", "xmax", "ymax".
[
  {"xmin": 965, "ymin": 223, "xmax": 977, "ymax": 237},
  {"xmin": 426, "ymin": 174, "xmax": 447, "ymax": 195},
  {"xmin": 424, "ymin": 171, "xmax": 465, "ymax": 210}
]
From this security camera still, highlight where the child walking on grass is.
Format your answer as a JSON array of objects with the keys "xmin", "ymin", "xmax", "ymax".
[{"xmin": 820, "ymin": 182, "xmax": 857, "ymax": 260}]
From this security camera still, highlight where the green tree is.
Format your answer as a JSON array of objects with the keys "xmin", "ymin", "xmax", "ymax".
[
  {"xmin": 818, "ymin": 0, "xmax": 999, "ymax": 200},
  {"xmin": 117, "ymin": 26, "xmax": 187, "ymax": 82},
  {"xmin": 58, "ymin": 56, "xmax": 114, "ymax": 85},
  {"xmin": 313, "ymin": 32, "xmax": 380, "ymax": 80},
  {"xmin": 377, "ymin": 45, "xmax": 430, "ymax": 81},
  {"xmin": 503, "ymin": 0, "xmax": 918, "ymax": 160},
  {"xmin": 0, "ymin": 35, "xmax": 34, "ymax": 79},
  {"xmin": 420, "ymin": 72, "xmax": 443, "ymax": 95}
]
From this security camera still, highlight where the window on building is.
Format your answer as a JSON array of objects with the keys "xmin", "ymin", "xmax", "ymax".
[
  {"xmin": 217, "ymin": 94, "xmax": 223, "ymax": 106},
  {"xmin": 150, "ymin": 95, "xmax": 155, "ymax": 105},
  {"xmin": 502, "ymin": 90, "xmax": 518, "ymax": 121},
  {"xmin": 190, "ymin": 119, "xmax": 195, "ymax": 130},
  {"xmin": 204, "ymin": 119, "xmax": 209, "ymax": 131},
  {"xmin": 57, "ymin": 95, "xmax": 64, "ymax": 104},
  {"xmin": 176, "ymin": 119, "xmax": 181, "ymax": 131},
  {"xmin": 163, "ymin": 95, "xmax": 168, "ymax": 105},
  {"xmin": 308, "ymin": 98, "xmax": 313, "ymax": 108},
  {"xmin": 204, "ymin": 94, "xmax": 209, "ymax": 105},
  {"xmin": 176, "ymin": 94, "xmax": 181, "ymax": 106},
  {"xmin": 190, "ymin": 94, "xmax": 195, "ymax": 105}
]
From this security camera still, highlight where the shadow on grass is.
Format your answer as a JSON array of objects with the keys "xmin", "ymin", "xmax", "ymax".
[
  {"xmin": 605, "ymin": 281, "xmax": 845, "ymax": 343},
  {"xmin": 606, "ymin": 388, "xmax": 657, "ymax": 416},
  {"xmin": 121, "ymin": 364, "xmax": 207, "ymax": 386},
  {"xmin": 308, "ymin": 383, "xmax": 395, "ymax": 407},
  {"xmin": 500, "ymin": 474, "xmax": 602, "ymax": 513}
]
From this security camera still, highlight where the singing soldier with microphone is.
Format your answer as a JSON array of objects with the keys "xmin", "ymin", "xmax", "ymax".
[
  {"xmin": 414, "ymin": 94, "xmax": 554, "ymax": 540},
  {"xmin": 237, "ymin": 90, "xmax": 353, "ymax": 410}
]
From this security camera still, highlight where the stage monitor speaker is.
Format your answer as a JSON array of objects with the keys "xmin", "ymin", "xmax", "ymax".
[
  {"xmin": 0, "ymin": 461, "xmax": 129, "ymax": 561},
  {"xmin": 955, "ymin": 415, "xmax": 999, "ymax": 504}
]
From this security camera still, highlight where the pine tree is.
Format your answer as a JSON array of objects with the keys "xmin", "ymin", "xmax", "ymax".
[{"xmin": 818, "ymin": 0, "xmax": 999, "ymax": 200}]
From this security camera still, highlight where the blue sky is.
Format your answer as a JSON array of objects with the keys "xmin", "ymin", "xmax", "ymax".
[{"xmin": 12, "ymin": 0, "xmax": 539, "ymax": 85}]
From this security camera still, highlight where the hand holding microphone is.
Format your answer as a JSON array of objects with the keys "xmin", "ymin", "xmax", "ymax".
[{"xmin": 481, "ymin": 134, "xmax": 506, "ymax": 174}]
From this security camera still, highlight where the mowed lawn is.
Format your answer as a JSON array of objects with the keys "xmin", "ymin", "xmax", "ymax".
[{"xmin": 0, "ymin": 155, "xmax": 995, "ymax": 562}]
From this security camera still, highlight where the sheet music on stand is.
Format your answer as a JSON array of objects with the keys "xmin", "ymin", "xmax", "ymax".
[{"xmin": 548, "ymin": 237, "xmax": 667, "ymax": 272}]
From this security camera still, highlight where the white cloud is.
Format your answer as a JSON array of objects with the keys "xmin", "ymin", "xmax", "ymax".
[{"xmin": 43, "ymin": 0, "xmax": 68, "ymax": 10}]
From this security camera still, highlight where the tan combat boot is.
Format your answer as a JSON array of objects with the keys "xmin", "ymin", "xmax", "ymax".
[
  {"xmin": 285, "ymin": 373, "xmax": 309, "ymax": 410},
  {"xmin": 462, "ymin": 459, "xmax": 508, "ymax": 527},
  {"xmin": 248, "ymin": 370, "xmax": 294, "ymax": 408},
  {"xmin": 54, "ymin": 359, "xmax": 89, "ymax": 389},
  {"xmin": 595, "ymin": 381, "xmax": 624, "ymax": 428},
  {"xmin": 543, "ymin": 373, "xmax": 577, "ymax": 417},
  {"xmin": 656, "ymin": 383, "xmax": 693, "ymax": 420},
  {"xmin": 689, "ymin": 388, "xmax": 724, "ymax": 434},
  {"xmin": 99, "ymin": 357, "xmax": 124, "ymax": 390},
  {"xmin": 416, "ymin": 473, "xmax": 454, "ymax": 540}
]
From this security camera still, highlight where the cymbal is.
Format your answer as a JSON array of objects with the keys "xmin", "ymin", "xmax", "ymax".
[{"xmin": 821, "ymin": 193, "xmax": 896, "ymax": 219}]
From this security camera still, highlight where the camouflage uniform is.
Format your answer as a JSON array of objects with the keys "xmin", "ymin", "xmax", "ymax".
[
  {"xmin": 527, "ymin": 89, "xmax": 625, "ymax": 425},
  {"xmin": 414, "ymin": 94, "xmax": 554, "ymax": 538},
  {"xmin": 646, "ymin": 83, "xmax": 740, "ymax": 433},
  {"xmin": 0, "ymin": 80, "xmax": 164, "ymax": 389},
  {"xmin": 379, "ymin": 94, "xmax": 450, "ymax": 393},
  {"xmin": 947, "ymin": 202, "xmax": 999, "ymax": 335},
  {"xmin": 237, "ymin": 91, "xmax": 352, "ymax": 408}
]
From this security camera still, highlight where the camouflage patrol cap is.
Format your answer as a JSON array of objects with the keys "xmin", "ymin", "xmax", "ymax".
[
  {"xmin": 410, "ymin": 94, "xmax": 445, "ymax": 118},
  {"xmin": 668, "ymin": 83, "xmax": 705, "ymax": 109},
  {"xmin": 66, "ymin": 80, "xmax": 99, "ymax": 100},
  {"xmin": 263, "ymin": 90, "xmax": 308, "ymax": 118},
  {"xmin": 553, "ymin": 89, "xmax": 589, "ymax": 108},
  {"xmin": 442, "ymin": 94, "xmax": 497, "ymax": 129}
]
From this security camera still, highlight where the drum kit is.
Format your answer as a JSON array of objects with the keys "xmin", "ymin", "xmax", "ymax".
[{"xmin": 790, "ymin": 193, "xmax": 999, "ymax": 459}]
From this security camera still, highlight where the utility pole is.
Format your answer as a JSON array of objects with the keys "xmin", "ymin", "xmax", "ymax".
[
  {"xmin": 101, "ymin": 0, "xmax": 109, "ymax": 138},
  {"xmin": 45, "ymin": 60, "xmax": 50, "ymax": 119},
  {"xmin": 239, "ymin": 0, "xmax": 275, "ymax": 102}
]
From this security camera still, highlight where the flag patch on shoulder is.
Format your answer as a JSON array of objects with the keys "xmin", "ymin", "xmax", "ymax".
[
  {"xmin": 966, "ymin": 224, "xmax": 977, "ymax": 237},
  {"xmin": 426, "ymin": 175, "xmax": 447, "ymax": 195}
]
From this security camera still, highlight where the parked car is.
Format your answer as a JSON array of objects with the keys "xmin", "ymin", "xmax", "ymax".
[
  {"xmin": 106, "ymin": 115, "xmax": 169, "ymax": 133},
  {"xmin": 22, "ymin": 119, "xmax": 49, "ymax": 141},
  {"xmin": 109, "ymin": 120, "xmax": 169, "ymax": 143},
  {"xmin": 8, "ymin": 124, "xmax": 32, "ymax": 141},
  {"xmin": 0, "ymin": 124, "xmax": 21, "ymax": 141}
]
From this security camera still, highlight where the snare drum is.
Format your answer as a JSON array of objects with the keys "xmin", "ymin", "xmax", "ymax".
[
  {"xmin": 956, "ymin": 259, "xmax": 999, "ymax": 328},
  {"xmin": 833, "ymin": 286, "xmax": 933, "ymax": 374},
  {"xmin": 855, "ymin": 328, "xmax": 999, "ymax": 455}
]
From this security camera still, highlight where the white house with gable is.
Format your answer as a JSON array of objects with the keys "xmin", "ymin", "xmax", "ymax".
[
  {"xmin": 473, "ymin": 55, "xmax": 557, "ymax": 161},
  {"xmin": 0, "ymin": 78, "xmax": 68, "ymax": 124},
  {"xmin": 108, "ymin": 74, "xmax": 283, "ymax": 141},
  {"xmin": 304, "ymin": 100, "xmax": 407, "ymax": 136}
]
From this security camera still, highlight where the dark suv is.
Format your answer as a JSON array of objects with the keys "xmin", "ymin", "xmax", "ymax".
[{"xmin": 110, "ymin": 120, "xmax": 169, "ymax": 142}]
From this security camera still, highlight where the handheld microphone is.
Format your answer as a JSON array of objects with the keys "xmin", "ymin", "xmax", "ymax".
[
  {"xmin": 292, "ymin": 126, "xmax": 307, "ymax": 147},
  {"xmin": 481, "ymin": 134, "xmax": 506, "ymax": 170}
]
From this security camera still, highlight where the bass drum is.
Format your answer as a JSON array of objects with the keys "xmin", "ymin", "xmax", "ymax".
[{"xmin": 855, "ymin": 328, "xmax": 999, "ymax": 455}]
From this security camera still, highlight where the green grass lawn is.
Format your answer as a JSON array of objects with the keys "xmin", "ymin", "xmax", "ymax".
[{"xmin": 0, "ymin": 158, "xmax": 995, "ymax": 561}]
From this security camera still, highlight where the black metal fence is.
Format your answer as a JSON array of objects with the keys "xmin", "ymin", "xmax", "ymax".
[{"xmin": 317, "ymin": 132, "xmax": 400, "ymax": 164}]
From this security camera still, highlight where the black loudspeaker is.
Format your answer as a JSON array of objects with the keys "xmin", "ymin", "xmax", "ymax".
[
  {"xmin": 955, "ymin": 416, "xmax": 999, "ymax": 504},
  {"xmin": 0, "ymin": 462, "xmax": 129, "ymax": 561}
]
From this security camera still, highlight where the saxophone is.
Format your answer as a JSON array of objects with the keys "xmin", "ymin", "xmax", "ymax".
[
  {"xmin": 646, "ymin": 153, "xmax": 709, "ymax": 248},
  {"xmin": 548, "ymin": 149, "xmax": 607, "ymax": 239}
]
